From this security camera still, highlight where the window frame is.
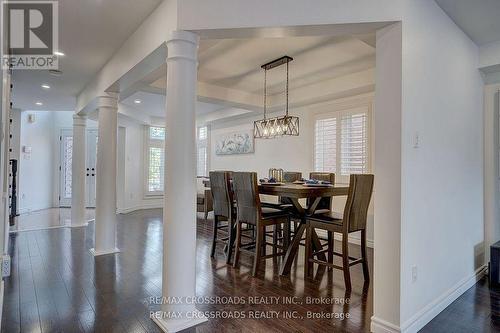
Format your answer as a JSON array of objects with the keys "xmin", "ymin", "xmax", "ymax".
[
  {"xmin": 313, "ymin": 103, "xmax": 372, "ymax": 184},
  {"xmin": 144, "ymin": 125, "xmax": 165, "ymax": 197},
  {"xmin": 196, "ymin": 125, "xmax": 210, "ymax": 177}
]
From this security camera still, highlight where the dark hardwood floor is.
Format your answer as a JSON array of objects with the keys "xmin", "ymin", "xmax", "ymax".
[
  {"xmin": 2, "ymin": 209, "xmax": 373, "ymax": 333},
  {"xmin": 421, "ymin": 276, "xmax": 500, "ymax": 333}
]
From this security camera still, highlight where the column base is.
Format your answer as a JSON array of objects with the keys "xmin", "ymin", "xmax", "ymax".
[
  {"xmin": 67, "ymin": 221, "xmax": 89, "ymax": 228},
  {"xmin": 152, "ymin": 310, "xmax": 208, "ymax": 333},
  {"xmin": 89, "ymin": 247, "xmax": 120, "ymax": 256}
]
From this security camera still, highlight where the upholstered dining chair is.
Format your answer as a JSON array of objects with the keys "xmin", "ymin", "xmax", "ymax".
[
  {"xmin": 232, "ymin": 172, "xmax": 290, "ymax": 277},
  {"xmin": 209, "ymin": 171, "xmax": 236, "ymax": 264},
  {"xmin": 308, "ymin": 172, "xmax": 335, "ymax": 214},
  {"xmin": 305, "ymin": 174, "xmax": 374, "ymax": 290}
]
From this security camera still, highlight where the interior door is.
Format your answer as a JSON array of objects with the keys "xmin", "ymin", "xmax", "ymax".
[
  {"xmin": 59, "ymin": 129, "xmax": 98, "ymax": 208},
  {"xmin": 85, "ymin": 130, "xmax": 98, "ymax": 207}
]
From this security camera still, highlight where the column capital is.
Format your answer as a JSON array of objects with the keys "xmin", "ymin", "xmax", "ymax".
[
  {"xmin": 166, "ymin": 30, "xmax": 199, "ymax": 63},
  {"xmin": 73, "ymin": 114, "xmax": 87, "ymax": 127},
  {"xmin": 97, "ymin": 94, "xmax": 118, "ymax": 109}
]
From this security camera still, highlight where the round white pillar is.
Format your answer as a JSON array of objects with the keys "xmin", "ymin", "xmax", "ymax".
[
  {"xmin": 70, "ymin": 114, "xmax": 87, "ymax": 227},
  {"xmin": 152, "ymin": 30, "xmax": 207, "ymax": 332},
  {"xmin": 90, "ymin": 94, "xmax": 119, "ymax": 256}
]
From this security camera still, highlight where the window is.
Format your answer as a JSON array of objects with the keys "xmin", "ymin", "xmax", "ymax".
[
  {"xmin": 146, "ymin": 126, "xmax": 165, "ymax": 195},
  {"xmin": 197, "ymin": 126, "xmax": 209, "ymax": 177},
  {"xmin": 314, "ymin": 106, "xmax": 370, "ymax": 182}
]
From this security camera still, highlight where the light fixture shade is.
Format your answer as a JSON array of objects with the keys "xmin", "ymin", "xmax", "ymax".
[{"xmin": 254, "ymin": 115, "xmax": 299, "ymax": 139}]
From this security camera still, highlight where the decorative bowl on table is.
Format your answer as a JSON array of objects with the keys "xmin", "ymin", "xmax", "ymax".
[
  {"xmin": 303, "ymin": 179, "xmax": 333, "ymax": 187},
  {"xmin": 259, "ymin": 178, "xmax": 284, "ymax": 186}
]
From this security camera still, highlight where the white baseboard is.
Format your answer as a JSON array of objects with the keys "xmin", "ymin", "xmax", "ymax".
[
  {"xmin": 316, "ymin": 230, "xmax": 374, "ymax": 248},
  {"xmin": 117, "ymin": 202, "xmax": 163, "ymax": 214},
  {"xmin": 400, "ymin": 265, "xmax": 488, "ymax": 333},
  {"xmin": 370, "ymin": 265, "xmax": 487, "ymax": 333},
  {"xmin": 18, "ymin": 205, "xmax": 54, "ymax": 215},
  {"xmin": 334, "ymin": 233, "xmax": 374, "ymax": 249},
  {"xmin": 0, "ymin": 280, "xmax": 4, "ymax": 327},
  {"xmin": 371, "ymin": 316, "xmax": 401, "ymax": 333},
  {"xmin": 89, "ymin": 247, "xmax": 120, "ymax": 256},
  {"xmin": 152, "ymin": 310, "xmax": 208, "ymax": 332}
]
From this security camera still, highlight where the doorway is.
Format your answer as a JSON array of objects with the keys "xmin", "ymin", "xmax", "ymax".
[{"xmin": 59, "ymin": 128, "xmax": 98, "ymax": 207}]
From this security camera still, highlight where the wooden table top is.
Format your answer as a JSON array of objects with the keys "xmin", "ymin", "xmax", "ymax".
[{"xmin": 258, "ymin": 183, "xmax": 349, "ymax": 198}]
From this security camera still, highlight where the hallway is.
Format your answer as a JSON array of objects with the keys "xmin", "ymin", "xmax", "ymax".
[{"xmin": 2, "ymin": 210, "xmax": 372, "ymax": 333}]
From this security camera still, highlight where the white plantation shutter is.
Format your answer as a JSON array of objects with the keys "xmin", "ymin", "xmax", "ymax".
[
  {"xmin": 146, "ymin": 126, "xmax": 165, "ymax": 194},
  {"xmin": 197, "ymin": 126, "xmax": 209, "ymax": 176},
  {"xmin": 314, "ymin": 106, "xmax": 370, "ymax": 180},
  {"xmin": 314, "ymin": 117, "xmax": 337, "ymax": 172},
  {"xmin": 341, "ymin": 113, "xmax": 368, "ymax": 174}
]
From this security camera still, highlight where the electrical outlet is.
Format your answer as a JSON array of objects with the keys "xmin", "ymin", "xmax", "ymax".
[
  {"xmin": 413, "ymin": 132, "xmax": 420, "ymax": 148},
  {"xmin": 411, "ymin": 265, "xmax": 418, "ymax": 283},
  {"xmin": 2, "ymin": 254, "xmax": 11, "ymax": 277}
]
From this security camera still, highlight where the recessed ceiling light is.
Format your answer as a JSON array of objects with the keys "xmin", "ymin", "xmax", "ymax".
[
  {"xmin": 134, "ymin": 99, "xmax": 142, "ymax": 104},
  {"xmin": 41, "ymin": 84, "xmax": 50, "ymax": 89},
  {"xmin": 35, "ymin": 101, "xmax": 43, "ymax": 106},
  {"xmin": 54, "ymin": 51, "xmax": 65, "ymax": 56}
]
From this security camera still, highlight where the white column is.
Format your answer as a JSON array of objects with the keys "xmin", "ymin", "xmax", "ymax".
[
  {"xmin": 70, "ymin": 114, "xmax": 87, "ymax": 227},
  {"xmin": 90, "ymin": 94, "xmax": 119, "ymax": 256},
  {"xmin": 152, "ymin": 30, "xmax": 206, "ymax": 332}
]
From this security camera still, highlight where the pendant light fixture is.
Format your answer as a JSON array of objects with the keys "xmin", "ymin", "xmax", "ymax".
[{"xmin": 254, "ymin": 56, "xmax": 299, "ymax": 139}]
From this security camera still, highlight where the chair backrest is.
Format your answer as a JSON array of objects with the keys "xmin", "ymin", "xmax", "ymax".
[
  {"xmin": 283, "ymin": 171, "xmax": 302, "ymax": 183},
  {"xmin": 343, "ymin": 174, "xmax": 374, "ymax": 232},
  {"xmin": 308, "ymin": 172, "xmax": 336, "ymax": 211},
  {"xmin": 232, "ymin": 172, "xmax": 260, "ymax": 225},
  {"xmin": 309, "ymin": 172, "xmax": 335, "ymax": 183},
  {"xmin": 209, "ymin": 171, "xmax": 233, "ymax": 218}
]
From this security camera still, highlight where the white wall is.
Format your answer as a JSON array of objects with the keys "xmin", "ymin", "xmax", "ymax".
[
  {"xmin": 177, "ymin": 1, "xmax": 485, "ymax": 332},
  {"xmin": 483, "ymin": 83, "xmax": 500, "ymax": 264},
  {"xmin": 18, "ymin": 111, "xmax": 56, "ymax": 213},
  {"xmin": 116, "ymin": 116, "xmax": 163, "ymax": 213},
  {"xmin": 399, "ymin": 1, "xmax": 484, "ymax": 331},
  {"xmin": 16, "ymin": 108, "xmax": 160, "ymax": 216},
  {"xmin": 209, "ymin": 93, "xmax": 375, "ymax": 246}
]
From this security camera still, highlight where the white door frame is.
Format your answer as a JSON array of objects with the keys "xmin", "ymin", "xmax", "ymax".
[{"xmin": 58, "ymin": 128, "xmax": 98, "ymax": 208}]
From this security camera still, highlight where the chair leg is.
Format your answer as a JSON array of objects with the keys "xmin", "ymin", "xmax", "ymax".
[
  {"xmin": 283, "ymin": 218, "xmax": 290, "ymax": 250},
  {"xmin": 361, "ymin": 229, "xmax": 370, "ymax": 282},
  {"xmin": 342, "ymin": 233, "xmax": 352, "ymax": 291},
  {"xmin": 327, "ymin": 231, "xmax": 334, "ymax": 270},
  {"xmin": 226, "ymin": 219, "xmax": 236, "ymax": 265},
  {"xmin": 211, "ymin": 215, "xmax": 218, "ymax": 258},
  {"xmin": 272, "ymin": 225, "xmax": 279, "ymax": 256},
  {"xmin": 204, "ymin": 209, "xmax": 209, "ymax": 220},
  {"xmin": 305, "ymin": 222, "xmax": 313, "ymax": 278},
  {"xmin": 252, "ymin": 224, "xmax": 264, "ymax": 277},
  {"xmin": 262, "ymin": 226, "xmax": 267, "ymax": 256},
  {"xmin": 233, "ymin": 221, "xmax": 242, "ymax": 268}
]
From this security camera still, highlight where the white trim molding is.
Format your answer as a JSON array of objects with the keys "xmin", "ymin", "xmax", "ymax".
[
  {"xmin": 400, "ymin": 265, "xmax": 487, "ymax": 333},
  {"xmin": 152, "ymin": 311, "xmax": 207, "ymax": 333},
  {"xmin": 371, "ymin": 316, "xmax": 401, "ymax": 333},
  {"xmin": 371, "ymin": 265, "xmax": 487, "ymax": 333},
  {"xmin": 89, "ymin": 247, "xmax": 120, "ymax": 257}
]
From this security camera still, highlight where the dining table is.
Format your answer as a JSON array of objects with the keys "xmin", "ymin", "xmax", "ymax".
[
  {"xmin": 258, "ymin": 183, "xmax": 349, "ymax": 275},
  {"xmin": 202, "ymin": 178, "xmax": 349, "ymax": 276}
]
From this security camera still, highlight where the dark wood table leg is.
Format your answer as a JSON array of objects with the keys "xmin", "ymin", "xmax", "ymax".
[
  {"xmin": 280, "ymin": 223, "xmax": 306, "ymax": 275},
  {"xmin": 279, "ymin": 198, "xmax": 326, "ymax": 276}
]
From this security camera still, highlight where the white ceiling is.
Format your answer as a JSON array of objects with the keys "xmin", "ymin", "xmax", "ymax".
[
  {"xmin": 435, "ymin": 0, "xmax": 500, "ymax": 46},
  {"xmin": 121, "ymin": 91, "xmax": 227, "ymax": 118},
  {"xmin": 150, "ymin": 35, "xmax": 375, "ymax": 95},
  {"xmin": 127, "ymin": 35, "xmax": 375, "ymax": 122},
  {"xmin": 11, "ymin": 0, "xmax": 162, "ymax": 111}
]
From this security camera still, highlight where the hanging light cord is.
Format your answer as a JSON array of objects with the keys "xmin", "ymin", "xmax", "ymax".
[
  {"xmin": 263, "ymin": 68, "xmax": 267, "ymax": 120},
  {"xmin": 285, "ymin": 60, "xmax": 289, "ymax": 117}
]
